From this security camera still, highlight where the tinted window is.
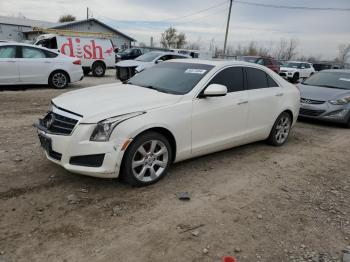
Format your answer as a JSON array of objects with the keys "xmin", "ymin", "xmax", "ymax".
[
  {"xmin": 127, "ymin": 62, "xmax": 214, "ymax": 94},
  {"xmin": 22, "ymin": 47, "xmax": 46, "ymax": 58},
  {"xmin": 305, "ymin": 63, "xmax": 311, "ymax": 68},
  {"xmin": 266, "ymin": 74, "xmax": 279, "ymax": 87},
  {"xmin": 208, "ymin": 67, "xmax": 244, "ymax": 93},
  {"xmin": 43, "ymin": 50, "xmax": 58, "ymax": 58},
  {"xmin": 246, "ymin": 67, "xmax": 268, "ymax": 89},
  {"xmin": 0, "ymin": 46, "xmax": 16, "ymax": 58}
]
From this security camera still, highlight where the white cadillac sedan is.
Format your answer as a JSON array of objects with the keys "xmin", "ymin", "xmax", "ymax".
[
  {"xmin": 34, "ymin": 60, "xmax": 300, "ymax": 186},
  {"xmin": 0, "ymin": 43, "xmax": 83, "ymax": 89}
]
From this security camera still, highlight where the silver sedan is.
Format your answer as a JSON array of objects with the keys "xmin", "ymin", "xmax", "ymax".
[{"xmin": 298, "ymin": 69, "xmax": 350, "ymax": 127}]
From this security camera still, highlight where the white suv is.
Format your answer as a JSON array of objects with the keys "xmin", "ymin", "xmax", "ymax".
[
  {"xmin": 0, "ymin": 43, "xmax": 83, "ymax": 88},
  {"xmin": 280, "ymin": 61, "xmax": 315, "ymax": 83}
]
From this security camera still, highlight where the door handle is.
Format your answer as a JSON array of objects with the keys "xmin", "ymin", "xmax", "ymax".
[
  {"xmin": 275, "ymin": 93, "xmax": 284, "ymax": 97},
  {"xmin": 237, "ymin": 100, "xmax": 248, "ymax": 105},
  {"xmin": 44, "ymin": 61, "xmax": 51, "ymax": 64}
]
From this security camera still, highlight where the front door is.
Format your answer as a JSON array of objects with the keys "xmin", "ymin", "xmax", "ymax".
[{"xmin": 191, "ymin": 67, "xmax": 249, "ymax": 155}]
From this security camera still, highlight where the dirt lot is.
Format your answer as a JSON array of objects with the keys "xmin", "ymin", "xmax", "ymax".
[{"xmin": 0, "ymin": 70, "xmax": 349, "ymax": 262}]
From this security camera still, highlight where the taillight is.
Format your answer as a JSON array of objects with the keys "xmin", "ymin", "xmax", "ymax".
[{"xmin": 73, "ymin": 60, "xmax": 81, "ymax": 65}]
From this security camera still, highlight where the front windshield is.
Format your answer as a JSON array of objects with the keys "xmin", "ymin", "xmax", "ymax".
[
  {"xmin": 135, "ymin": 52, "xmax": 162, "ymax": 62},
  {"xmin": 302, "ymin": 71, "xmax": 350, "ymax": 90},
  {"xmin": 127, "ymin": 62, "xmax": 214, "ymax": 95},
  {"xmin": 284, "ymin": 62, "xmax": 302, "ymax": 69},
  {"xmin": 120, "ymin": 49, "xmax": 132, "ymax": 55},
  {"xmin": 240, "ymin": 56, "xmax": 258, "ymax": 63}
]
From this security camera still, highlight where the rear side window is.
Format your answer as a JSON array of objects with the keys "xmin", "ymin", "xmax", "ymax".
[
  {"xmin": 246, "ymin": 67, "xmax": 268, "ymax": 89},
  {"xmin": 208, "ymin": 67, "xmax": 244, "ymax": 93},
  {"xmin": 22, "ymin": 47, "xmax": 46, "ymax": 58},
  {"xmin": 0, "ymin": 46, "xmax": 16, "ymax": 58},
  {"xmin": 266, "ymin": 74, "xmax": 279, "ymax": 87},
  {"xmin": 43, "ymin": 50, "xmax": 58, "ymax": 58}
]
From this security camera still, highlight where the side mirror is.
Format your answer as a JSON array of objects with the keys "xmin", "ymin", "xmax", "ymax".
[
  {"xmin": 203, "ymin": 84, "xmax": 227, "ymax": 97},
  {"xmin": 155, "ymin": 59, "xmax": 164, "ymax": 64}
]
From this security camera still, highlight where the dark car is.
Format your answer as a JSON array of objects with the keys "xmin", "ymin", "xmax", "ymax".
[
  {"xmin": 115, "ymin": 48, "xmax": 143, "ymax": 62},
  {"xmin": 312, "ymin": 63, "xmax": 332, "ymax": 72},
  {"xmin": 238, "ymin": 56, "xmax": 280, "ymax": 73}
]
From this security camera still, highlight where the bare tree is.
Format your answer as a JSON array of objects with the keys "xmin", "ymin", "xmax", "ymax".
[
  {"xmin": 337, "ymin": 44, "xmax": 350, "ymax": 68},
  {"xmin": 58, "ymin": 14, "xmax": 76, "ymax": 23},
  {"xmin": 274, "ymin": 38, "xmax": 298, "ymax": 60},
  {"xmin": 160, "ymin": 27, "xmax": 186, "ymax": 49}
]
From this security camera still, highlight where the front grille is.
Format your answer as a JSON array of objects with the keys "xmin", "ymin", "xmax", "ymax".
[
  {"xmin": 300, "ymin": 98, "xmax": 325, "ymax": 105},
  {"xmin": 299, "ymin": 108, "xmax": 325, "ymax": 117},
  {"xmin": 42, "ymin": 112, "xmax": 78, "ymax": 135}
]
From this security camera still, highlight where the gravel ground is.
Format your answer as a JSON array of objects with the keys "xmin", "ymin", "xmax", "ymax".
[{"xmin": 0, "ymin": 70, "xmax": 350, "ymax": 262}]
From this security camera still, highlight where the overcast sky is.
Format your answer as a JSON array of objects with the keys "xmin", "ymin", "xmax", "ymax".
[{"xmin": 1, "ymin": 0, "xmax": 350, "ymax": 59}]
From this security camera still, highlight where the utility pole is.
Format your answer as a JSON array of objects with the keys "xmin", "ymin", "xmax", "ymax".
[
  {"xmin": 223, "ymin": 0, "xmax": 233, "ymax": 57},
  {"xmin": 87, "ymin": 7, "xmax": 89, "ymax": 19}
]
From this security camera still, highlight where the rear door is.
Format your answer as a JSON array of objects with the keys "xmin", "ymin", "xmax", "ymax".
[
  {"xmin": 192, "ymin": 67, "xmax": 249, "ymax": 154},
  {"xmin": 245, "ymin": 67, "xmax": 283, "ymax": 136},
  {"xmin": 0, "ymin": 45, "xmax": 19, "ymax": 84},
  {"xmin": 18, "ymin": 46, "xmax": 52, "ymax": 84}
]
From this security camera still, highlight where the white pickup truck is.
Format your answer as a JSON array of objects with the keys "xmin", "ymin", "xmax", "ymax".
[{"xmin": 279, "ymin": 61, "xmax": 315, "ymax": 83}]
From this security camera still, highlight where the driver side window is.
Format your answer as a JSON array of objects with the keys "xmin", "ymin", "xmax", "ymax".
[{"xmin": 208, "ymin": 67, "xmax": 244, "ymax": 93}]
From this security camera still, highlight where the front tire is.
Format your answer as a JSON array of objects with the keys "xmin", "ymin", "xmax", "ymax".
[
  {"xmin": 49, "ymin": 71, "xmax": 69, "ymax": 89},
  {"xmin": 92, "ymin": 62, "xmax": 106, "ymax": 77},
  {"xmin": 291, "ymin": 73, "xmax": 299, "ymax": 83},
  {"xmin": 121, "ymin": 132, "xmax": 173, "ymax": 187},
  {"xmin": 267, "ymin": 112, "xmax": 292, "ymax": 146}
]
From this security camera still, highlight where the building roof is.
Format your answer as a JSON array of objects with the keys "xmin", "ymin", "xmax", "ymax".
[
  {"xmin": 0, "ymin": 15, "xmax": 57, "ymax": 28},
  {"xmin": 51, "ymin": 18, "xmax": 136, "ymax": 42}
]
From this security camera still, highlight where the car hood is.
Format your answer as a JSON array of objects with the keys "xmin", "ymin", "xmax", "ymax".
[
  {"xmin": 52, "ymin": 83, "xmax": 182, "ymax": 123},
  {"xmin": 115, "ymin": 60, "xmax": 150, "ymax": 68},
  {"xmin": 298, "ymin": 83, "xmax": 350, "ymax": 101},
  {"xmin": 280, "ymin": 66, "xmax": 297, "ymax": 72}
]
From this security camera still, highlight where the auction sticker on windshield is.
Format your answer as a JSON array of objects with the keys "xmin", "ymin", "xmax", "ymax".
[{"xmin": 185, "ymin": 69, "xmax": 207, "ymax": 74}]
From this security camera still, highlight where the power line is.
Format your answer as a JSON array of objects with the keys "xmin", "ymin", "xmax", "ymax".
[
  {"xmin": 157, "ymin": 1, "xmax": 228, "ymax": 23},
  {"xmin": 234, "ymin": 0, "xmax": 350, "ymax": 11}
]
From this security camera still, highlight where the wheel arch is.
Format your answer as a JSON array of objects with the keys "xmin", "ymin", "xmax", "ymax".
[
  {"xmin": 48, "ymin": 69, "xmax": 71, "ymax": 84},
  {"xmin": 131, "ymin": 127, "xmax": 177, "ymax": 163}
]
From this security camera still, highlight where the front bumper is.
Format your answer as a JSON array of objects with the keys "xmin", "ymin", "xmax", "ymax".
[
  {"xmin": 279, "ymin": 71, "xmax": 294, "ymax": 79},
  {"xmin": 299, "ymin": 102, "xmax": 350, "ymax": 124},
  {"xmin": 35, "ymin": 112, "xmax": 126, "ymax": 178}
]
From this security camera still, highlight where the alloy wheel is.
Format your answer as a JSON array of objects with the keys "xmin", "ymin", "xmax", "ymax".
[
  {"xmin": 131, "ymin": 140, "xmax": 169, "ymax": 183},
  {"xmin": 275, "ymin": 116, "xmax": 291, "ymax": 144},
  {"xmin": 52, "ymin": 73, "xmax": 67, "ymax": 88}
]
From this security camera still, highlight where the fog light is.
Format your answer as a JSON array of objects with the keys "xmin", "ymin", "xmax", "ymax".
[{"xmin": 324, "ymin": 109, "xmax": 348, "ymax": 118}]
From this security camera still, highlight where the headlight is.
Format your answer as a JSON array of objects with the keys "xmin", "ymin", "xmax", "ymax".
[
  {"xmin": 329, "ymin": 96, "xmax": 350, "ymax": 105},
  {"xmin": 90, "ymin": 112, "xmax": 145, "ymax": 142}
]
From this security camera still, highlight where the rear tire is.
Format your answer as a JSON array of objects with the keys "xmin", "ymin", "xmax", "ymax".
[
  {"xmin": 120, "ymin": 132, "xmax": 173, "ymax": 187},
  {"xmin": 267, "ymin": 112, "xmax": 292, "ymax": 146},
  {"xmin": 291, "ymin": 73, "xmax": 299, "ymax": 83},
  {"xmin": 92, "ymin": 62, "xmax": 106, "ymax": 77},
  {"xmin": 49, "ymin": 71, "xmax": 69, "ymax": 89}
]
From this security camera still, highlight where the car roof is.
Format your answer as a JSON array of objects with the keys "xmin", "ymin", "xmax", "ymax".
[
  {"xmin": 167, "ymin": 58, "xmax": 270, "ymax": 69},
  {"xmin": 145, "ymin": 51, "xmax": 190, "ymax": 57},
  {"xmin": 287, "ymin": 61, "xmax": 311, "ymax": 64},
  {"xmin": 0, "ymin": 42, "xmax": 60, "ymax": 54}
]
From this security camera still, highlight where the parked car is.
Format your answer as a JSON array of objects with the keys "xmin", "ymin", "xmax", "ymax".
[
  {"xmin": 312, "ymin": 63, "xmax": 332, "ymax": 72},
  {"xmin": 115, "ymin": 51, "xmax": 190, "ymax": 81},
  {"xmin": 237, "ymin": 56, "xmax": 280, "ymax": 73},
  {"xmin": 298, "ymin": 69, "xmax": 350, "ymax": 127},
  {"xmin": 34, "ymin": 34, "xmax": 115, "ymax": 77},
  {"xmin": 279, "ymin": 61, "xmax": 315, "ymax": 83},
  {"xmin": 170, "ymin": 49, "xmax": 213, "ymax": 59},
  {"xmin": 34, "ymin": 59, "xmax": 300, "ymax": 186},
  {"xmin": 0, "ymin": 42, "xmax": 83, "ymax": 88},
  {"xmin": 115, "ymin": 48, "xmax": 143, "ymax": 62}
]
